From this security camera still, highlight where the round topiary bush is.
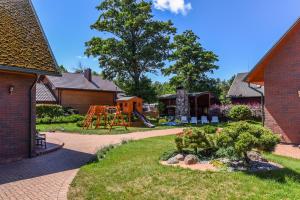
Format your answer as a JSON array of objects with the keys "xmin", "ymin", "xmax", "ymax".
[{"xmin": 228, "ymin": 105, "xmax": 252, "ymax": 121}]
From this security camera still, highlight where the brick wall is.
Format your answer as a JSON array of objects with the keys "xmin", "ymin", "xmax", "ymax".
[
  {"xmin": 0, "ymin": 70, "xmax": 36, "ymax": 163},
  {"xmin": 231, "ymin": 97, "xmax": 262, "ymax": 105},
  {"xmin": 59, "ymin": 89, "xmax": 116, "ymax": 114},
  {"xmin": 264, "ymin": 25, "xmax": 300, "ymax": 144}
]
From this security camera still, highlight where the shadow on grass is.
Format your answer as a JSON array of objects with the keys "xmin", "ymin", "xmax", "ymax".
[{"xmin": 244, "ymin": 167, "xmax": 300, "ymax": 184}]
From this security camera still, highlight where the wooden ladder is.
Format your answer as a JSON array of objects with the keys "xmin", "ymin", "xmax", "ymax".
[{"xmin": 83, "ymin": 106, "xmax": 96, "ymax": 129}]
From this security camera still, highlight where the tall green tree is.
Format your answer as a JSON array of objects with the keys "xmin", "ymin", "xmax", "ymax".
[
  {"xmin": 163, "ymin": 30, "xmax": 219, "ymax": 92},
  {"xmin": 152, "ymin": 81, "xmax": 176, "ymax": 96},
  {"xmin": 116, "ymin": 76, "xmax": 157, "ymax": 103},
  {"xmin": 58, "ymin": 65, "xmax": 68, "ymax": 73},
  {"xmin": 85, "ymin": 0, "xmax": 176, "ymax": 99}
]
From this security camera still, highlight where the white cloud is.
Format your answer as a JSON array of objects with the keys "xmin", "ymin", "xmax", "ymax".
[{"xmin": 154, "ymin": 0, "xmax": 192, "ymax": 15}]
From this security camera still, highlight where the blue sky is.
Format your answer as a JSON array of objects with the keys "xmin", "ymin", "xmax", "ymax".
[{"xmin": 32, "ymin": 0, "xmax": 300, "ymax": 82}]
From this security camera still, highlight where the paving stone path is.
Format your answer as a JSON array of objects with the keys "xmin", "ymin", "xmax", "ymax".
[{"xmin": 0, "ymin": 128, "xmax": 183, "ymax": 200}]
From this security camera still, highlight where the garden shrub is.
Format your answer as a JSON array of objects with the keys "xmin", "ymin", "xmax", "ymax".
[
  {"xmin": 228, "ymin": 105, "xmax": 252, "ymax": 121},
  {"xmin": 175, "ymin": 122, "xmax": 280, "ymax": 162},
  {"xmin": 36, "ymin": 104, "xmax": 64, "ymax": 118},
  {"xmin": 201, "ymin": 125, "xmax": 217, "ymax": 134},
  {"xmin": 76, "ymin": 120, "xmax": 84, "ymax": 127},
  {"xmin": 158, "ymin": 118, "xmax": 168, "ymax": 125},
  {"xmin": 175, "ymin": 128, "xmax": 217, "ymax": 156},
  {"xmin": 216, "ymin": 122, "xmax": 280, "ymax": 162},
  {"xmin": 36, "ymin": 114, "xmax": 84, "ymax": 124}
]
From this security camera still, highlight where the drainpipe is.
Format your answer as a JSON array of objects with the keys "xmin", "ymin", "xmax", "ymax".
[
  {"xmin": 29, "ymin": 74, "xmax": 39, "ymax": 158},
  {"xmin": 248, "ymin": 83, "xmax": 265, "ymax": 126}
]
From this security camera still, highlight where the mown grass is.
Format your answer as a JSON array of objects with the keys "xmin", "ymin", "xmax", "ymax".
[
  {"xmin": 68, "ymin": 136, "xmax": 300, "ymax": 200},
  {"xmin": 36, "ymin": 123, "xmax": 176, "ymax": 135}
]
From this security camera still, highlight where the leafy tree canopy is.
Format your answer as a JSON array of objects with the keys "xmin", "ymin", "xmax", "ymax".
[
  {"xmin": 116, "ymin": 76, "xmax": 157, "ymax": 103},
  {"xmin": 163, "ymin": 30, "xmax": 219, "ymax": 93},
  {"xmin": 152, "ymin": 81, "xmax": 176, "ymax": 96},
  {"xmin": 58, "ymin": 65, "xmax": 68, "ymax": 73},
  {"xmin": 85, "ymin": 0, "xmax": 176, "ymax": 99}
]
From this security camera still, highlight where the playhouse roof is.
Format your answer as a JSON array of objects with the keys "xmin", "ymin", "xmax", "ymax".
[
  {"xmin": 117, "ymin": 96, "xmax": 142, "ymax": 101},
  {"xmin": 0, "ymin": 0, "xmax": 59, "ymax": 75},
  {"xmin": 245, "ymin": 18, "xmax": 300, "ymax": 85}
]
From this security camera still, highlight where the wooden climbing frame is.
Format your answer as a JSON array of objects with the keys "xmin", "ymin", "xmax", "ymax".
[{"xmin": 83, "ymin": 105, "xmax": 129, "ymax": 131}]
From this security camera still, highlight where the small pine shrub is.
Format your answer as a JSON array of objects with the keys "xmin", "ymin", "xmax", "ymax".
[
  {"xmin": 228, "ymin": 105, "xmax": 252, "ymax": 121},
  {"xmin": 201, "ymin": 125, "xmax": 217, "ymax": 134},
  {"xmin": 158, "ymin": 118, "xmax": 168, "ymax": 125}
]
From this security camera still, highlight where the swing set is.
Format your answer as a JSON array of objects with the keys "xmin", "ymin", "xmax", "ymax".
[{"xmin": 83, "ymin": 105, "xmax": 130, "ymax": 131}]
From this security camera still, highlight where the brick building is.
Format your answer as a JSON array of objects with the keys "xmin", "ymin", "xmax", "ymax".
[
  {"xmin": 228, "ymin": 72, "xmax": 264, "ymax": 105},
  {"xmin": 0, "ymin": 0, "xmax": 60, "ymax": 162},
  {"xmin": 38, "ymin": 69, "xmax": 123, "ymax": 114},
  {"xmin": 245, "ymin": 18, "xmax": 300, "ymax": 144}
]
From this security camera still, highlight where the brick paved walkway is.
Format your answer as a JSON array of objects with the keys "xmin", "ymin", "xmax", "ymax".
[
  {"xmin": 274, "ymin": 144, "xmax": 300, "ymax": 159},
  {"xmin": 0, "ymin": 128, "xmax": 183, "ymax": 200}
]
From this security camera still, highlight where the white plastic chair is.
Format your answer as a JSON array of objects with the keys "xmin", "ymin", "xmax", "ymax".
[
  {"xmin": 181, "ymin": 116, "xmax": 189, "ymax": 124},
  {"xmin": 211, "ymin": 116, "xmax": 219, "ymax": 124},
  {"xmin": 190, "ymin": 117, "xmax": 197, "ymax": 124},
  {"xmin": 201, "ymin": 116, "xmax": 209, "ymax": 124}
]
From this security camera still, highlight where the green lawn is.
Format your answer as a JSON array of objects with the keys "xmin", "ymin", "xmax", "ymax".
[
  {"xmin": 68, "ymin": 136, "xmax": 300, "ymax": 200},
  {"xmin": 36, "ymin": 123, "xmax": 177, "ymax": 135},
  {"xmin": 37, "ymin": 120, "xmax": 261, "ymax": 135}
]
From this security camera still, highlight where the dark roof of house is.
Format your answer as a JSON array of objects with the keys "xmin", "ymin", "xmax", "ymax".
[
  {"xmin": 159, "ymin": 92, "xmax": 212, "ymax": 100},
  {"xmin": 46, "ymin": 73, "xmax": 123, "ymax": 92},
  {"xmin": 227, "ymin": 73, "xmax": 264, "ymax": 98},
  {"xmin": 36, "ymin": 83, "xmax": 57, "ymax": 103},
  {"xmin": 0, "ymin": 0, "xmax": 59, "ymax": 75}
]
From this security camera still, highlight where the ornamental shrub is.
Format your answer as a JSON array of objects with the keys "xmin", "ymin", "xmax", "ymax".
[
  {"xmin": 36, "ymin": 104, "xmax": 64, "ymax": 118},
  {"xmin": 201, "ymin": 125, "xmax": 217, "ymax": 134},
  {"xmin": 36, "ymin": 114, "xmax": 84, "ymax": 124},
  {"xmin": 175, "ymin": 122, "xmax": 280, "ymax": 162},
  {"xmin": 228, "ymin": 105, "xmax": 252, "ymax": 121},
  {"xmin": 158, "ymin": 118, "xmax": 168, "ymax": 125},
  {"xmin": 175, "ymin": 128, "xmax": 217, "ymax": 156},
  {"xmin": 216, "ymin": 122, "xmax": 280, "ymax": 162}
]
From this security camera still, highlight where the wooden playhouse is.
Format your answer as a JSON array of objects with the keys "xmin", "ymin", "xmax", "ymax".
[{"xmin": 116, "ymin": 96, "xmax": 143, "ymax": 114}]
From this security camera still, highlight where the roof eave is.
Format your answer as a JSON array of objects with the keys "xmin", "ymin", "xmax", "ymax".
[
  {"xmin": 0, "ymin": 65, "xmax": 61, "ymax": 76},
  {"xmin": 244, "ymin": 17, "xmax": 300, "ymax": 83}
]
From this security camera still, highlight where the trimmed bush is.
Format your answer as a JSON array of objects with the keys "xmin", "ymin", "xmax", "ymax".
[
  {"xmin": 228, "ymin": 105, "xmax": 252, "ymax": 121},
  {"xmin": 36, "ymin": 114, "xmax": 85, "ymax": 124},
  {"xmin": 175, "ymin": 128, "xmax": 217, "ymax": 156},
  {"xmin": 216, "ymin": 122, "xmax": 280, "ymax": 162},
  {"xmin": 201, "ymin": 125, "xmax": 217, "ymax": 134},
  {"xmin": 76, "ymin": 120, "xmax": 85, "ymax": 127},
  {"xmin": 36, "ymin": 104, "xmax": 64, "ymax": 118},
  {"xmin": 175, "ymin": 122, "xmax": 280, "ymax": 162},
  {"xmin": 158, "ymin": 118, "xmax": 168, "ymax": 125}
]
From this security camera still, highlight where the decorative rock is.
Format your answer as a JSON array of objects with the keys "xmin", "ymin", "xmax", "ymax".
[
  {"xmin": 247, "ymin": 151, "xmax": 268, "ymax": 162},
  {"xmin": 175, "ymin": 154, "xmax": 185, "ymax": 161},
  {"xmin": 167, "ymin": 157, "xmax": 179, "ymax": 164},
  {"xmin": 184, "ymin": 154, "xmax": 199, "ymax": 165},
  {"xmin": 219, "ymin": 158, "xmax": 230, "ymax": 164}
]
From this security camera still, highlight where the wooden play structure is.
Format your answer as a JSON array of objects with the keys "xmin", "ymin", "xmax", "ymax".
[
  {"xmin": 83, "ymin": 105, "xmax": 129, "ymax": 131},
  {"xmin": 117, "ymin": 96, "xmax": 155, "ymax": 128},
  {"xmin": 117, "ymin": 96, "xmax": 143, "ymax": 115},
  {"xmin": 83, "ymin": 96, "xmax": 155, "ymax": 130}
]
